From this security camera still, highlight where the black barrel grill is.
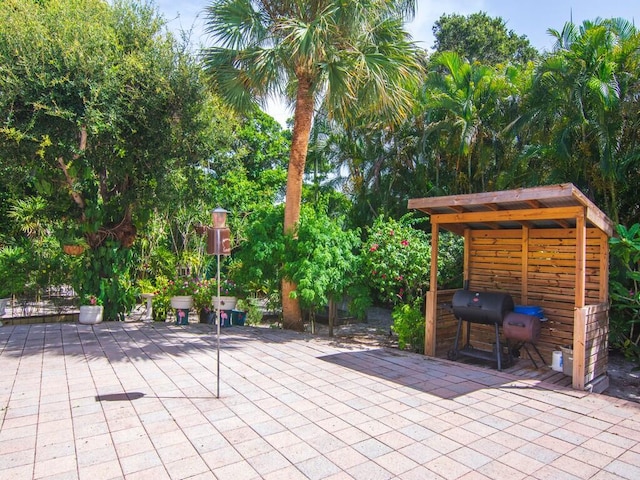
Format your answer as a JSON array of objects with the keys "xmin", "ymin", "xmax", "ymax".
[
  {"xmin": 449, "ymin": 290, "xmax": 545, "ymax": 370},
  {"xmin": 449, "ymin": 290, "xmax": 514, "ymax": 370}
]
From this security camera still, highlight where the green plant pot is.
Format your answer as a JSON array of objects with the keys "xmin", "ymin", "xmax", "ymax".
[
  {"xmin": 199, "ymin": 310, "xmax": 215, "ymax": 324},
  {"xmin": 232, "ymin": 310, "xmax": 246, "ymax": 326},
  {"xmin": 219, "ymin": 310, "xmax": 232, "ymax": 327},
  {"xmin": 175, "ymin": 308, "xmax": 189, "ymax": 325}
]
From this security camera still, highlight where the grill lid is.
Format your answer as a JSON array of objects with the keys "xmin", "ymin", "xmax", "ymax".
[{"xmin": 452, "ymin": 290, "xmax": 514, "ymax": 325}]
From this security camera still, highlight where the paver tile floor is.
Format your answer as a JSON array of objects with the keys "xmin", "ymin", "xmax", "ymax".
[{"xmin": 0, "ymin": 322, "xmax": 639, "ymax": 479}]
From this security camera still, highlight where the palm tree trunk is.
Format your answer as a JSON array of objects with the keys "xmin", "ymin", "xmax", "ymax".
[{"xmin": 282, "ymin": 76, "xmax": 314, "ymax": 331}]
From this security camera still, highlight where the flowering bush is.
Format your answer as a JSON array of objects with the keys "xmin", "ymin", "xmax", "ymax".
[
  {"xmin": 193, "ymin": 279, "xmax": 216, "ymax": 312},
  {"xmin": 361, "ymin": 215, "xmax": 432, "ymax": 306},
  {"xmin": 81, "ymin": 294, "xmax": 103, "ymax": 306},
  {"xmin": 164, "ymin": 277, "xmax": 200, "ymax": 297}
]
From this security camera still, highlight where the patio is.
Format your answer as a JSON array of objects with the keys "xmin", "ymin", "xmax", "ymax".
[{"xmin": 1, "ymin": 322, "xmax": 639, "ymax": 480}]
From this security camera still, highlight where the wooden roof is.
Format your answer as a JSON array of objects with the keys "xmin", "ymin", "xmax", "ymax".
[{"xmin": 408, "ymin": 183, "xmax": 614, "ymax": 236}]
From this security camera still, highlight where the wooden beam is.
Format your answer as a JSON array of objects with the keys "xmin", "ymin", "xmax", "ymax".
[
  {"xmin": 425, "ymin": 222, "xmax": 440, "ymax": 357},
  {"xmin": 522, "ymin": 226, "xmax": 529, "ymax": 304},
  {"xmin": 430, "ymin": 206, "xmax": 584, "ymax": 225},
  {"xmin": 425, "ymin": 291, "xmax": 437, "ymax": 357},
  {"xmin": 573, "ymin": 212, "xmax": 587, "ymax": 390},
  {"xmin": 464, "ymin": 228, "xmax": 471, "ymax": 289},
  {"xmin": 575, "ymin": 212, "xmax": 586, "ymax": 308},
  {"xmin": 573, "ymin": 307, "xmax": 587, "ymax": 390},
  {"xmin": 586, "ymin": 206, "xmax": 615, "ymax": 237},
  {"xmin": 408, "ymin": 183, "xmax": 577, "ymax": 210},
  {"xmin": 430, "ymin": 223, "xmax": 440, "ymax": 293},
  {"xmin": 598, "ymin": 231, "xmax": 609, "ymax": 303}
]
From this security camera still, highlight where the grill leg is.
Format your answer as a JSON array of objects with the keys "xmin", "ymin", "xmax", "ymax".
[
  {"xmin": 448, "ymin": 317, "xmax": 463, "ymax": 360},
  {"xmin": 524, "ymin": 342, "xmax": 546, "ymax": 369}
]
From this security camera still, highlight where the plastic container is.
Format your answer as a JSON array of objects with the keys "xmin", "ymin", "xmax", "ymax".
[
  {"xmin": 560, "ymin": 346, "xmax": 573, "ymax": 376},
  {"xmin": 231, "ymin": 310, "xmax": 246, "ymax": 326},
  {"xmin": 514, "ymin": 305, "xmax": 544, "ymax": 319},
  {"xmin": 551, "ymin": 350, "xmax": 563, "ymax": 372}
]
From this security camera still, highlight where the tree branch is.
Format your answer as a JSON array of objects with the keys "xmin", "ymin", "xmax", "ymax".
[{"xmin": 57, "ymin": 126, "xmax": 88, "ymax": 214}]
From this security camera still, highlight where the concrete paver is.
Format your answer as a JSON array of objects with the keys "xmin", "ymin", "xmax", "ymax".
[{"xmin": 0, "ymin": 322, "xmax": 639, "ymax": 479}]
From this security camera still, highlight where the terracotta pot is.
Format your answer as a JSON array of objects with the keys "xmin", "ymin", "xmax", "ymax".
[{"xmin": 63, "ymin": 244, "xmax": 85, "ymax": 256}]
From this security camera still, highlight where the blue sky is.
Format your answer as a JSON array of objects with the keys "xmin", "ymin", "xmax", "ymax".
[{"xmin": 155, "ymin": 0, "xmax": 639, "ymax": 123}]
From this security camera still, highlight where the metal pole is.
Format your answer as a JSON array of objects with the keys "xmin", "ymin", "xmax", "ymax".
[{"xmin": 216, "ymin": 252, "xmax": 221, "ymax": 398}]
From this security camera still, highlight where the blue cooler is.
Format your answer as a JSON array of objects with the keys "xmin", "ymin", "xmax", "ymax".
[{"xmin": 514, "ymin": 305, "xmax": 544, "ymax": 319}]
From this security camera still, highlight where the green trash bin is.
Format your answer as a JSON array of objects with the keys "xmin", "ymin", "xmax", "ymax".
[{"xmin": 232, "ymin": 310, "xmax": 246, "ymax": 326}]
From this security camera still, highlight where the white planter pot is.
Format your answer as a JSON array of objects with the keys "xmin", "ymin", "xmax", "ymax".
[
  {"xmin": 0, "ymin": 297, "xmax": 9, "ymax": 317},
  {"xmin": 213, "ymin": 296, "xmax": 237, "ymax": 310},
  {"xmin": 79, "ymin": 305, "xmax": 103, "ymax": 325},
  {"xmin": 170, "ymin": 295, "xmax": 193, "ymax": 310}
]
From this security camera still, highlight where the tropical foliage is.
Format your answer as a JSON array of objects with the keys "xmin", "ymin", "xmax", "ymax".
[
  {"xmin": 1, "ymin": 2, "xmax": 640, "ymax": 356},
  {"xmin": 202, "ymin": 0, "xmax": 425, "ymax": 330}
]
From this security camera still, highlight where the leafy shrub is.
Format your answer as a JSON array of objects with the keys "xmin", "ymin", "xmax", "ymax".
[
  {"xmin": 391, "ymin": 300, "xmax": 425, "ymax": 352},
  {"xmin": 73, "ymin": 240, "xmax": 137, "ymax": 321},
  {"xmin": 361, "ymin": 215, "xmax": 432, "ymax": 305},
  {"xmin": 609, "ymin": 223, "xmax": 640, "ymax": 367}
]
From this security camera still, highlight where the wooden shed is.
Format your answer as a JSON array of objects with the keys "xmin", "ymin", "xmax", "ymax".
[{"xmin": 408, "ymin": 183, "xmax": 614, "ymax": 391}]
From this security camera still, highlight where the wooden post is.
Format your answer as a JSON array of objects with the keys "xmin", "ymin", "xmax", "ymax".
[
  {"xmin": 598, "ymin": 231, "xmax": 609, "ymax": 303},
  {"xmin": 521, "ymin": 226, "xmax": 529, "ymax": 304},
  {"xmin": 573, "ymin": 212, "xmax": 586, "ymax": 389},
  {"xmin": 425, "ymin": 222, "xmax": 439, "ymax": 356},
  {"xmin": 463, "ymin": 229, "xmax": 470, "ymax": 288},
  {"xmin": 573, "ymin": 307, "xmax": 586, "ymax": 390}
]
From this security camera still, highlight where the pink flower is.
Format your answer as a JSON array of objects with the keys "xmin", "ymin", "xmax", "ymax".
[
  {"xmin": 396, "ymin": 276, "xmax": 403, "ymax": 281},
  {"xmin": 369, "ymin": 243, "xmax": 379, "ymax": 252},
  {"xmin": 389, "ymin": 230, "xmax": 395, "ymax": 236},
  {"xmin": 401, "ymin": 239, "xmax": 409, "ymax": 246}
]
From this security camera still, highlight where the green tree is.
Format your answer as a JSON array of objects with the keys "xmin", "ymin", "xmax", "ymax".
[
  {"xmin": 0, "ymin": 0, "xmax": 212, "ymax": 318},
  {"xmin": 432, "ymin": 12, "xmax": 538, "ymax": 64},
  {"xmin": 421, "ymin": 51, "xmax": 520, "ymax": 193},
  {"xmin": 202, "ymin": 0, "xmax": 424, "ymax": 330},
  {"xmin": 526, "ymin": 18, "xmax": 639, "ymax": 223}
]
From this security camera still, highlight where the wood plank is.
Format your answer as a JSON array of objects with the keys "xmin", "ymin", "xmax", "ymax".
[
  {"xmin": 431, "ymin": 206, "xmax": 585, "ymax": 225},
  {"xmin": 463, "ymin": 229, "xmax": 470, "ymax": 288},
  {"xmin": 408, "ymin": 183, "xmax": 578, "ymax": 211},
  {"xmin": 425, "ymin": 290, "xmax": 437, "ymax": 356},
  {"xmin": 573, "ymin": 307, "xmax": 587, "ymax": 390},
  {"xmin": 576, "ymin": 212, "xmax": 586, "ymax": 309},
  {"xmin": 599, "ymin": 232, "xmax": 609, "ymax": 303},
  {"xmin": 522, "ymin": 227, "xmax": 529, "ymax": 304}
]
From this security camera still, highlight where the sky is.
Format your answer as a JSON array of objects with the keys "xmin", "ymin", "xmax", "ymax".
[{"xmin": 155, "ymin": 0, "xmax": 639, "ymax": 125}]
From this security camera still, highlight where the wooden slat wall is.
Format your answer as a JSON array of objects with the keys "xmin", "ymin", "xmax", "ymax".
[
  {"xmin": 582, "ymin": 303, "xmax": 609, "ymax": 385},
  {"xmin": 461, "ymin": 227, "xmax": 607, "ymax": 369},
  {"xmin": 433, "ymin": 290, "xmax": 457, "ymax": 358}
]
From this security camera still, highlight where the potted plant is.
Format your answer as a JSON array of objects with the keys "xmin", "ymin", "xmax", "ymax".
[
  {"xmin": 212, "ymin": 278, "xmax": 238, "ymax": 311},
  {"xmin": 57, "ymin": 223, "xmax": 88, "ymax": 256},
  {"xmin": 0, "ymin": 246, "xmax": 24, "ymax": 316},
  {"xmin": 167, "ymin": 277, "xmax": 197, "ymax": 324},
  {"xmin": 193, "ymin": 279, "xmax": 216, "ymax": 323},
  {"xmin": 79, "ymin": 294, "xmax": 104, "ymax": 325}
]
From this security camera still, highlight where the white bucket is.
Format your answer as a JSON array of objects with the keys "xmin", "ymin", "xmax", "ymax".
[{"xmin": 551, "ymin": 350, "xmax": 563, "ymax": 372}]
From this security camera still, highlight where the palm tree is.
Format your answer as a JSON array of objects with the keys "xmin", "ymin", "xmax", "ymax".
[
  {"xmin": 528, "ymin": 18, "xmax": 639, "ymax": 222},
  {"xmin": 422, "ymin": 51, "xmax": 517, "ymax": 193},
  {"xmin": 202, "ymin": 0, "xmax": 424, "ymax": 330}
]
